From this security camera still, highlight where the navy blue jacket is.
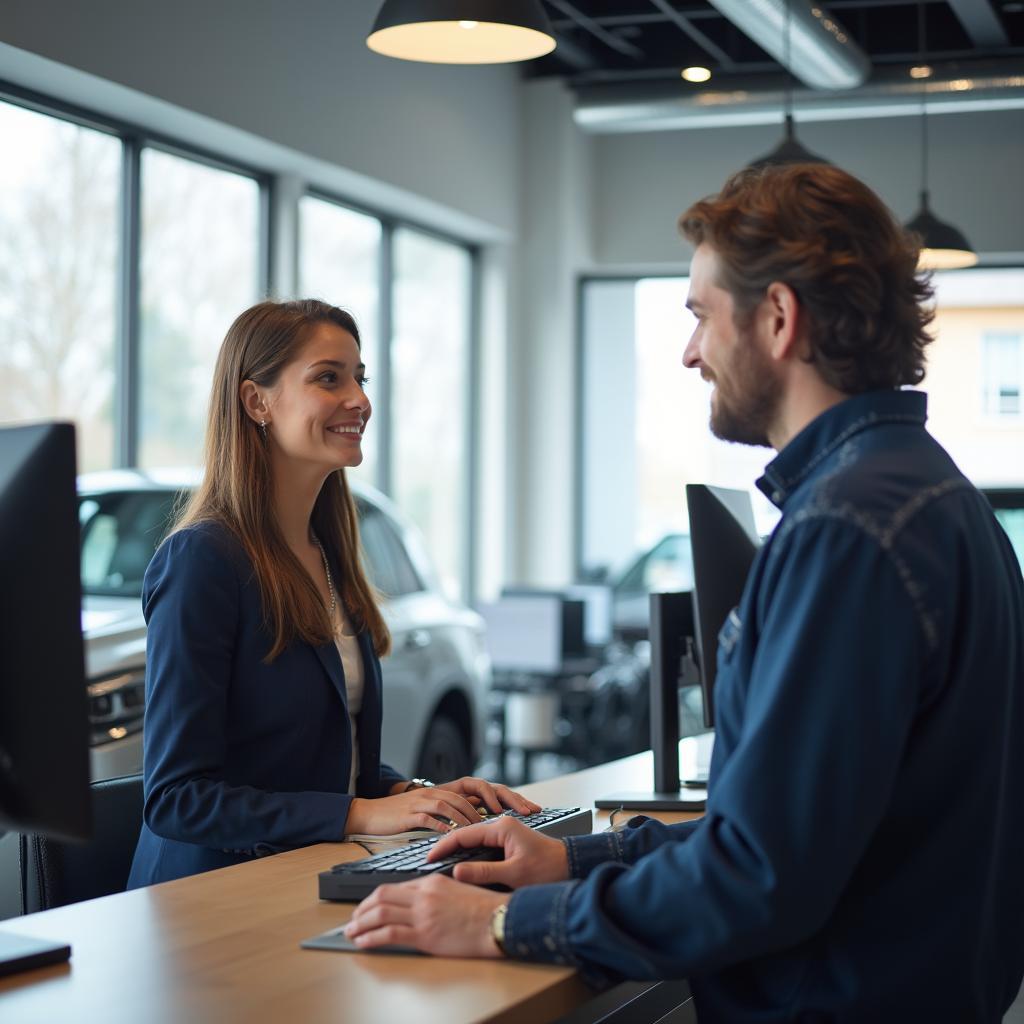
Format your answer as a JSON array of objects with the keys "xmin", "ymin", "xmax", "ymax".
[
  {"xmin": 506, "ymin": 391, "xmax": 1024, "ymax": 1021},
  {"xmin": 127, "ymin": 521, "xmax": 404, "ymax": 888}
]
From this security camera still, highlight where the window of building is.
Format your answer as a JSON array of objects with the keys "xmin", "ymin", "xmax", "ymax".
[
  {"xmin": 298, "ymin": 196, "xmax": 382, "ymax": 484},
  {"xmin": 981, "ymin": 333, "xmax": 1023, "ymax": 418},
  {"xmin": 138, "ymin": 148, "xmax": 261, "ymax": 468},
  {"xmin": 391, "ymin": 228, "xmax": 472, "ymax": 600},
  {"xmin": 0, "ymin": 100, "xmax": 119, "ymax": 471}
]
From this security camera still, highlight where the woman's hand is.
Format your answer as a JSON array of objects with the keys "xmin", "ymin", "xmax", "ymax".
[
  {"xmin": 346, "ymin": 874, "xmax": 507, "ymax": 958},
  {"xmin": 428, "ymin": 817, "xmax": 570, "ymax": 889},
  {"xmin": 434, "ymin": 776, "xmax": 541, "ymax": 816},
  {"xmin": 345, "ymin": 786, "xmax": 488, "ymax": 836}
]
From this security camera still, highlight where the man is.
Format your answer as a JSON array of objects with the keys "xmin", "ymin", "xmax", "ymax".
[{"xmin": 346, "ymin": 165, "xmax": 1024, "ymax": 1021}]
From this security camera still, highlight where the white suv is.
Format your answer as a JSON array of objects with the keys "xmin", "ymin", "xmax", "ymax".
[{"xmin": 78, "ymin": 470, "xmax": 490, "ymax": 784}]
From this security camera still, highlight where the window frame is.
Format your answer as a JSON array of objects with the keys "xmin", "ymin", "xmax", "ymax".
[
  {"xmin": 1, "ymin": 78, "xmax": 483, "ymax": 603},
  {"xmin": 300, "ymin": 187, "xmax": 481, "ymax": 601},
  {"xmin": 0, "ymin": 79, "xmax": 273, "ymax": 469}
]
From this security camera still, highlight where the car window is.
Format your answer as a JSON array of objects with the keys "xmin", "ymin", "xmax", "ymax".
[
  {"xmin": 643, "ymin": 535, "xmax": 694, "ymax": 593},
  {"xmin": 357, "ymin": 502, "xmax": 424, "ymax": 599},
  {"xmin": 80, "ymin": 490, "xmax": 179, "ymax": 597},
  {"xmin": 617, "ymin": 534, "xmax": 693, "ymax": 595}
]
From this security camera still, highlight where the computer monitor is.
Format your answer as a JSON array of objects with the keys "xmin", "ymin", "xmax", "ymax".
[
  {"xmin": 595, "ymin": 484, "xmax": 759, "ymax": 813},
  {"xmin": 687, "ymin": 483, "xmax": 760, "ymax": 729},
  {"xmin": 0, "ymin": 421, "xmax": 92, "ymax": 977}
]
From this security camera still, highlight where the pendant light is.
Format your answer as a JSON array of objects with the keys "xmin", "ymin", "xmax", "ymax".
[
  {"xmin": 904, "ymin": 1, "xmax": 977, "ymax": 269},
  {"xmin": 748, "ymin": 0, "xmax": 831, "ymax": 168},
  {"xmin": 367, "ymin": 1, "xmax": 556, "ymax": 64}
]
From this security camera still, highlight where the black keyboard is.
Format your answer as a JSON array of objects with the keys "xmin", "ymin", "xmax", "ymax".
[{"xmin": 318, "ymin": 806, "xmax": 593, "ymax": 901}]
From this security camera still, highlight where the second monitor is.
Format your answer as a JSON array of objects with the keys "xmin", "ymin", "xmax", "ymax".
[{"xmin": 595, "ymin": 484, "xmax": 760, "ymax": 811}]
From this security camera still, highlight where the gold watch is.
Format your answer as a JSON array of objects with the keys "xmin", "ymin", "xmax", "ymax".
[{"xmin": 490, "ymin": 903, "xmax": 508, "ymax": 955}]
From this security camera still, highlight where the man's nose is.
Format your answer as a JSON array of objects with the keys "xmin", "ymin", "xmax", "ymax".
[{"xmin": 682, "ymin": 332, "xmax": 701, "ymax": 369}]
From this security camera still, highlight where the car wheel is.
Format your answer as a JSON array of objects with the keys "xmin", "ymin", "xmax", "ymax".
[{"xmin": 416, "ymin": 714, "xmax": 472, "ymax": 782}]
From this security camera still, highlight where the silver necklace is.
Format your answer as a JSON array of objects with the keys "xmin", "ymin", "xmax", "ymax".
[{"xmin": 314, "ymin": 537, "xmax": 337, "ymax": 617}]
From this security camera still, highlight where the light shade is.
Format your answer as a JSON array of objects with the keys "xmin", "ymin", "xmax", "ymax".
[
  {"xmin": 905, "ymin": 191, "xmax": 978, "ymax": 270},
  {"xmin": 747, "ymin": 114, "xmax": 831, "ymax": 168},
  {"xmin": 367, "ymin": 1, "xmax": 556, "ymax": 64}
]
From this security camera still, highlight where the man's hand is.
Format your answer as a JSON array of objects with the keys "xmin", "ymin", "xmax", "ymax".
[
  {"xmin": 345, "ymin": 875, "xmax": 507, "ymax": 958},
  {"xmin": 428, "ymin": 817, "xmax": 570, "ymax": 889}
]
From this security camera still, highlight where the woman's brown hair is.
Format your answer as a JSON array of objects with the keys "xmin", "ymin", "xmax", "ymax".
[
  {"xmin": 174, "ymin": 299, "xmax": 390, "ymax": 661},
  {"xmin": 679, "ymin": 164, "xmax": 935, "ymax": 394}
]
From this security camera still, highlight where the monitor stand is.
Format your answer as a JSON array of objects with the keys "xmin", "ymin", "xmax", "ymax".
[{"xmin": 596, "ymin": 593, "xmax": 709, "ymax": 812}]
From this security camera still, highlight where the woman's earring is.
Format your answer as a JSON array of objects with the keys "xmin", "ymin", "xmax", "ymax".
[{"xmin": 259, "ymin": 419, "xmax": 268, "ymax": 440}]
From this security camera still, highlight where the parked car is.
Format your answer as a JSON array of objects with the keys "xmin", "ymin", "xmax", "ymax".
[
  {"xmin": 610, "ymin": 532, "xmax": 694, "ymax": 638},
  {"xmin": 78, "ymin": 470, "xmax": 490, "ymax": 784}
]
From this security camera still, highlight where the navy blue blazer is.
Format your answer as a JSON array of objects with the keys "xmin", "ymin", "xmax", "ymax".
[{"xmin": 126, "ymin": 521, "xmax": 404, "ymax": 888}]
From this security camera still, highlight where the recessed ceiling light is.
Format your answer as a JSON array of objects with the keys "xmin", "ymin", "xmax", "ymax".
[
  {"xmin": 910, "ymin": 65, "xmax": 934, "ymax": 79},
  {"xmin": 682, "ymin": 66, "xmax": 712, "ymax": 83}
]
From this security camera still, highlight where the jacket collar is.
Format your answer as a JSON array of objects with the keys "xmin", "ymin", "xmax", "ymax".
[{"xmin": 757, "ymin": 390, "xmax": 928, "ymax": 509}]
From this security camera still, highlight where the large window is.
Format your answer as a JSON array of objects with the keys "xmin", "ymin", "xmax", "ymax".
[
  {"xmin": 298, "ymin": 196, "xmax": 382, "ymax": 482},
  {"xmin": 139, "ymin": 149, "xmax": 261, "ymax": 468},
  {"xmin": 581, "ymin": 277, "xmax": 777, "ymax": 579},
  {"xmin": 0, "ymin": 94, "xmax": 266, "ymax": 472},
  {"xmin": 1, "ymin": 90, "xmax": 480, "ymax": 599},
  {"xmin": 581, "ymin": 269, "xmax": 1024, "ymax": 579},
  {"xmin": 0, "ymin": 101, "xmax": 119, "ymax": 471},
  {"xmin": 925, "ymin": 269, "xmax": 1024, "ymax": 483},
  {"xmin": 392, "ymin": 228, "xmax": 472, "ymax": 600},
  {"xmin": 298, "ymin": 199, "xmax": 476, "ymax": 599}
]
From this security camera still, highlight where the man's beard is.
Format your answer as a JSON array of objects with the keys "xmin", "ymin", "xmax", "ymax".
[{"xmin": 708, "ymin": 332, "xmax": 781, "ymax": 448}]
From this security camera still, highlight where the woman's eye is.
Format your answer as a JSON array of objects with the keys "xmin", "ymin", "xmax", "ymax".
[
  {"xmin": 317, "ymin": 372, "xmax": 337, "ymax": 384},
  {"xmin": 358, "ymin": 376, "xmax": 370, "ymax": 389}
]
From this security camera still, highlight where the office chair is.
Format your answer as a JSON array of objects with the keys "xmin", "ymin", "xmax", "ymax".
[{"xmin": 19, "ymin": 774, "xmax": 144, "ymax": 914}]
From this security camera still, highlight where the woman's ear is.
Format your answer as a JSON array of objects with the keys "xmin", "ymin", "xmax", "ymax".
[{"xmin": 239, "ymin": 379, "xmax": 269, "ymax": 425}]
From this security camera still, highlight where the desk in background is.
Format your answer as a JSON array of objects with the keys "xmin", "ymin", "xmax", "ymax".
[{"xmin": 0, "ymin": 742, "xmax": 707, "ymax": 1024}]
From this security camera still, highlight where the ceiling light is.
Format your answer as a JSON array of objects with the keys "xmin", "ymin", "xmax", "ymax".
[
  {"xmin": 367, "ymin": 1, "xmax": 556, "ymax": 64},
  {"xmin": 904, "ymin": 1, "xmax": 977, "ymax": 270},
  {"xmin": 682, "ymin": 67, "xmax": 712, "ymax": 83},
  {"xmin": 910, "ymin": 65, "xmax": 933, "ymax": 79}
]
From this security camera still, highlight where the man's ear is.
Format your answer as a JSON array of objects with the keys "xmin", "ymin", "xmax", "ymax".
[
  {"xmin": 762, "ymin": 281, "xmax": 802, "ymax": 362},
  {"xmin": 239, "ymin": 379, "xmax": 269, "ymax": 424}
]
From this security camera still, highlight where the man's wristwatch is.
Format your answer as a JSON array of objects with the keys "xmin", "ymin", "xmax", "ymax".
[
  {"xmin": 490, "ymin": 903, "xmax": 508, "ymax": 955},
  {"xmin": 403, "ymin": 778, "xmax": 435, "ymax": 792}
]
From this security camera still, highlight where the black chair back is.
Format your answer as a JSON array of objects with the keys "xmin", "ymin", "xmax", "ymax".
[{"xmin": 20, "ymin": 774, "xmax": 144, "ymax": 914}]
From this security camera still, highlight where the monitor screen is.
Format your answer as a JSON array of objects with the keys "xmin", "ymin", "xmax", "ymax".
[
  {"xmin": 686, "ymin": 484, "xmax": 761, "ymax": 729},
  {"xmin": 0, "ymin": 422, "xmax": 92, "ymax": 842}
]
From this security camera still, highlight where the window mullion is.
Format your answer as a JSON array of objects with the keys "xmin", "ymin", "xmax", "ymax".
[{"xmin": 116, "ymin": 137, "xmax": 142, "ymax": 468}]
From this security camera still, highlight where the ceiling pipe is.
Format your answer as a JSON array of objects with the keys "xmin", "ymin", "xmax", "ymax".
[
  {"xmin": 706, "ymin": 0, "xmax": 870, "ymax": 90},
  {"xmin": 572, "ymin": 61, "xmax": 1024, "ymax": 133}
]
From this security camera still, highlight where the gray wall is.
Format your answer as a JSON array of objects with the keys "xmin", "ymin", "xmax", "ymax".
[{"xmin": 593, "ymin": 110, "xmax": 1024, "ymax": 267}]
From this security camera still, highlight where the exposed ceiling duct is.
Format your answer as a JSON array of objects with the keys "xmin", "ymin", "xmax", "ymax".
[
  {"xmin": 705, "ymin": 0, "xmax": 871, "ymax": 91},
  {"xmin": 573, "ymin": 61, "xmax": 1024, "ymax": 133}
]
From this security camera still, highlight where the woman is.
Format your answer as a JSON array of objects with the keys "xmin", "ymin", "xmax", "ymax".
[{"xmin": 127, "ymin": 299, "xmax": 536, "ymax": 888}]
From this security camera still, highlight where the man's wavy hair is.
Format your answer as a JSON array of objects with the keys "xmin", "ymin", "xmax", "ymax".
[{"xmin": 679, "ymin": 164, "xmax": 935, "ymax": 393}]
